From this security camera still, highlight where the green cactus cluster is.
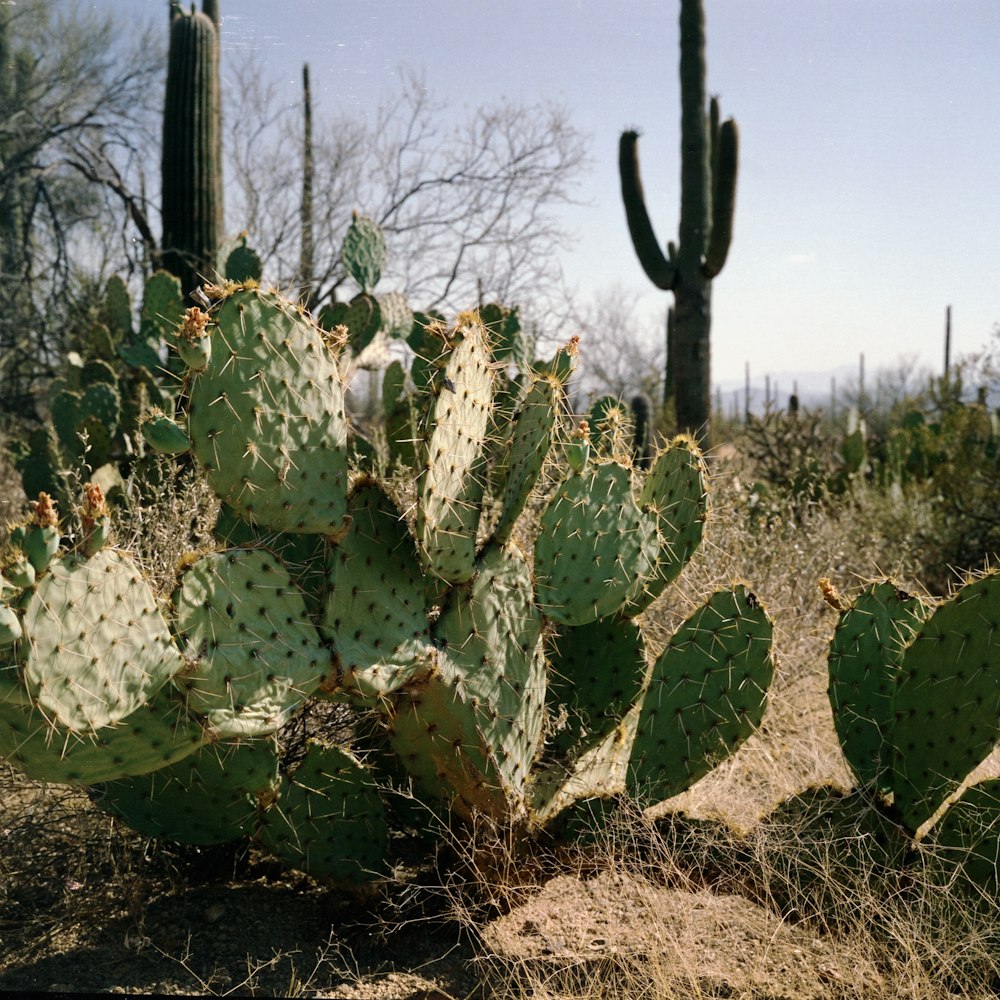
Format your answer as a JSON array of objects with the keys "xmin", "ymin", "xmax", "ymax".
[
  {"xmin": 12, "ymin": 271, "xmax": 185, "ymax": 506},
  {"xmin": 0, "ymin": 272, "xmax": 779, "ymax": 885},
  {"xmin": 824, "ymin": 572, "xmax": 1000, "ymax": 898}
]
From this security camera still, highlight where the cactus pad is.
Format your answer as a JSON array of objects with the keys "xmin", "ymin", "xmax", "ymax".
[
  {"xmin": 534, "ymin": 461, "xmax": 658, "ymax": 626},
  {"xmin": 91, "ymin": 738, "xmax": 280, "ymax": 845},
  {"xmin": 492, "ymin": 372, "xmax": 559, "ymax": 547},
  {"xmin": 546, "ymin": 616, "xmax": 649, "ymax": 759},
  {"xmin": 259, "ymin": 741, "xmax": 388, "ymax": 883},
  {"xmin": 340, "ymin": 214, "xmax": 387, "ymax": 292},
  {"xmin": 172, "ymin": 548, "xmax": 326, "ymax": 738},
  {"xmin": 628, "ymin": 586, "xmax": 773, "ymax": 804},
  {"xmin": 827, "ymin": 581, "xmax": 928, "ymax": 791},
  {"xmin": 319, "ymin": 293, "xmax": 382, "ymax": 357},
  {"xmin": 186, "ymin": 286, "xmax": 350, "ymax": 534},
  {"xmin": 416, "ymin": 318, "xmax": 494, "ymax": 583},
  {"xmin": 322, "ymin": 481, "xmax": 434, "ymax": 703},
  {"xmin": 892, "ymin": 572, "xmax": 1000, "ymax": 832},
  {"xmin": 929, "ymin": 778, "xmax": 1000, "ymax": 909},
  {"xmin": 625, "ymin": 435, "xmax": 708, "ymax": 616},
  {"xmin": 390, "ymin": 544, "xmax": 546, "ymax": 822},
  {"xmin": 22, "ymin": 550, "xmax": 184, "ymax": 732},
  {"xmin": 0, "ymin": 690, "xmax": 207, "ymax": 784},
  {"xmin": 139, "ymin": 270, "xmax": 185, "ymax": 345}
]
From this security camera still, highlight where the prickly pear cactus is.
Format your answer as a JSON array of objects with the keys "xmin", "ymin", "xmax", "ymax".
[
  {"xmin": 0, "ymin": 273, "xmax": 782, "ymax": 884},
  {"xmin": 322, "ymin": 479, "xmax": 434, "ymax": 704},
  {"xmin": 186, "ymin": 285, "xmax": 350, "ymax": 535},
  {"xmin": 389, "ymin": 543, "xmax": 546, "ymax": 823},
  {"xmin": 628, "ymin": 585, "xmax": 773, "ymax": 804},
  {"xmin": 259, "ymin": 740, "xmax": 388, "ymax": 884},
  {"xmin": 416, "ymin": 314, "xmax": 495, "ymax": 583},
  {"xmin": 23, "ymin": 548, "xmax": 184, "ymax": 732},
  {"xmin": 172, "ymin": 547, "xmax": 326, "ymax": 738},
  {"xmin": 0, "ymin": 685, "xmax": 208, "ymax": 785},
  {"xmin": 825, "ymin": 566, "xmax": 1000, "ymax": 906},
  {"xmin": 91, "ymin": 738, "xmax": 280, "ymax": 845},
  {"xmin": 892, "ymin": 572, "xmax": 1000, "ymax": 831},
  {"xmin": 534, "ymin": 460, "xmax": 657, "ymax": 626},
  {"xmin": 826, "ymin": 580, "xmax": 928, "ymax": 792}
]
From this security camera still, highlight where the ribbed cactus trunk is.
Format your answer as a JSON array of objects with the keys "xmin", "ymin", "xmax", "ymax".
[
  {"xmin": 619, "ymin": 0, "xmax": 738, "ymax": 447},
  {"xmin": 673, "ymin": 0, "xmax": 712, "ymax": 442},
  {"xmin": 160, "ymin": 2, "xmax": 223, "ymax": 298}
]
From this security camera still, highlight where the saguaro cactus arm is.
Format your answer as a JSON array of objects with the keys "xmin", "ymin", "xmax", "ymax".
[{"xmin": 618, "ymin": 131, "xmax": 676, "ymax": 291}]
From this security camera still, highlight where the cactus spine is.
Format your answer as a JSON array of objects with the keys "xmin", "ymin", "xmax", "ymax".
[
  {"xmin": 161, "ymin": 1, "xmax": 223, "ymax": 297},
  {"xmin": 619, "ymin": 0, "xmax": 738, "ymax": 445}
]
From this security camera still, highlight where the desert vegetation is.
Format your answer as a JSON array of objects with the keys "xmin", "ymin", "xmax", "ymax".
[{"xmin": 2, "ymin": 1, "xmax": 1000, "ymax": 998}]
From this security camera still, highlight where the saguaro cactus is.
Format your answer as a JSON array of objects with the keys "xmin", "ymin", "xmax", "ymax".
[
  {"xmin": 619, "ymin": 0, "xmax": 738, "ymax": 445},
  {"xmin": 160, "ymin": 1, "xmax": 223, "ymax": 297}
]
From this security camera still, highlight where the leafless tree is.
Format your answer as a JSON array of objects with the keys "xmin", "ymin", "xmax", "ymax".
[
  {"xmin": 225, "ymin": 62, "xmax": 589, "ymax": 319},
  {"xmin": 0, "ymin": 1, "xmax": 163, "ymax": 418},
  {"xmin": 567, "ymin": 284, "xmax": 665, "ymax": 407}
]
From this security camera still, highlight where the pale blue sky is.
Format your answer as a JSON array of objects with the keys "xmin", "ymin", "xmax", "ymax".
[{"xmin": 111, "ymin": 1, "xmax": 1000, "ymax": 387}]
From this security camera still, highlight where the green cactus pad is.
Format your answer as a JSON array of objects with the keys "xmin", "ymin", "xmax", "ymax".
[
  {"xmin": 139, "ymin": 270, "xmax": 185, "ymax": 345},
  {"xmin": 340, "ymin": 214, "xmax": 387, "ymax": 293},
  {"xmin": 625, "ymin": 436, "xmax": 708, "ymax": 616},
  {"xmin": 91, "ymin": 738, "xmax": 280, "ymax": 845},
  {"xmin": 534, "ymin": 461, "xmax": 658, "ymax": 626},
  {"xmin": 389, "ymin": 544, "xmax": 546, "ymax": 822},
  {"xmin": 259, "ymin": 741, "xmax": 388, "ymax": 883},
  {"xmin": 827, "ymin": 581, "xmax": 928, "ymax": 791},
  {"xmin": 319, "ymin": 293, "xmax": 382, "ymax": 357},
  {"xmin": 80, "ymin": 359, "xmax": 118, "ymax": 389},
  {"xmin": 16, "ymin": 429, "xmax": 65, "ymax": 505},
  {"xmin": 212, "ymin": 504, "xmax": 329, "ymax": 620},
  {"xmin": 186, "ymin": 287, "xmax": 350, "ymax": 535},
  {"xmin": 383, "ymin": 361, "xmax": 417, "ymax": 468},
  {"xmin": 322, "ymin": 481, "xmax": 434, "ymax": 704},
  {"xmin": 928, "ymin": 778, "xmax": 1000, "ymax": 908},
  {"xmin": 0, "ymin": 606, "xmax": 22, "ymax": 647},
  {"xmin": 416, "ymin": 318, "xmax": 495, "ymax": 583},
  {"xmin": 101, "ymin": 275, "xmax": 133, "ymax": 340},
  {"xmin": 531, "ymin": 702, "xmax": 643, "ymax": 829},
  {"xmin": 892, "ymin": 572, "xmax": 1000, "ymax": 833},
  {"xmin": 172, "ymin": 548, "xmax": 326, "ymax": 739},
  {"xmin": 492, "ymin": 373, "xmax": 559, "ymax": 547},
  {"xmin": 21, "ymin": 523, "xmax": 60, "ymax": 575},
  {"xmin": 117, "ymin": 339, "xmax": 163, "ymax": 372},
  {"xmin": 22, "ymin": 550, "xmax": 184, "ymax": 732},
  {"xmin": 588, "ymin": 396, "xmax": 633, "ymax": 460},
  {"xmin": 141, "ymin": 412, "xmax": 192, "ymax": 456},
  {"xmin": 225, "ymin": 244, "xmax": 263, "ymax": 283},
  {"xmin": 546, "ymin": 616, "xmax": 650, "ymax": 759},
  {"xmin": 627, "ymin": 585, "xmax": 774, "ymax": 804},
  {"xmin": 0, "ymin": 690, "xmax": 207, "ymax": 785},
  {"xmin": 479, "ymin": 303, "xmax": 526, "ymax": 366},
  {"xmin": 50, "ymin": 388, "xmax": 83, "ymax": 453}
]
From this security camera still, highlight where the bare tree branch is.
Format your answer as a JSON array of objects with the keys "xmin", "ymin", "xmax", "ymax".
[{"xmin": 224, "ymin": 64, "xmax": 589, "ymax": 323}]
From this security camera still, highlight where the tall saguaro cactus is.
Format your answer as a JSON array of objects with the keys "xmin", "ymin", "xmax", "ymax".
[
  {"xmin": 160, "ymin": 1, "xmax": 223, "ymax": 297},
  {"xmin": 619, "ymin": 0, "xmax": 738, "ymax": 445}
]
